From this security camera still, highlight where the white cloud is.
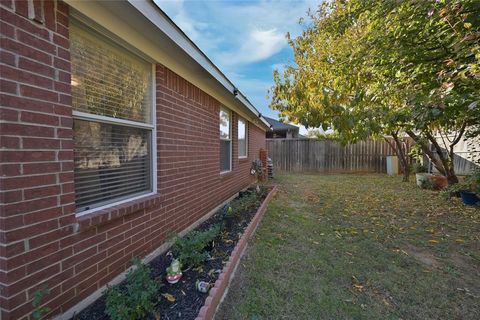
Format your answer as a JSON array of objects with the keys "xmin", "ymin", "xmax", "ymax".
[
  {"xmin": 154, "ymin": 0, "xmax": 220, "ymax": 50},
  {"xmin": 157, "ymin": 0, "xmax": 317, "ymax": 68},
  {"xmin": 173, "ymin": 10, "xmax": 208, "ymax": 42},
  {"xmin": 218, "ymin": 28, "xmax": 285, "ymax": 65}
]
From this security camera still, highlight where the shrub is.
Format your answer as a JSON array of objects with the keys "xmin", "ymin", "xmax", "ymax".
[
  {"xmin": 412, "ymin": 162, "xmax": 427, "ymax": 174},
  {"xmin": 441, "ymin": 183, "xmax": 465, "ymax": 199},
  {"xmin": 226, "ymin": 188, "xmax": 262, "ymax": 218},
  {"xmin": 171, "ymin": 225, "xmax": 221, "ymax": 268},
  {"xmin": 105, "ymin": 258, "xmax": 159, "ymax": 320},
  {"xmin": 441, "ymin": 170, "xmax": 480, "ymax": 199}
]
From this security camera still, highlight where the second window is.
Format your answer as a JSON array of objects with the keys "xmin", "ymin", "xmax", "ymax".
[{"xmin": 238, "ymin": 117, "xmax": 247, "ymax": 158}]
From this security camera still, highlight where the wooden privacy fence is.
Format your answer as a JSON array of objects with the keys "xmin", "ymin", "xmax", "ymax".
[{"xmin": 266, "ymin": 138, "xmax": 411, "ymax": 173}]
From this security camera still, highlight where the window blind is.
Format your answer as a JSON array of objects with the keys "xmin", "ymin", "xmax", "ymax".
[
  {"xmin": 70, "ymin": 22, "xmax": 153, "ymax": 213},
  {"xmin": 219, "ymin": 108, "xmax": 231, "ymax": 172},
  {"xmin": 73, "ymin": 120, "xmax": 151, "ymax": 211},
  {"xmin": 70, "ymin": 23, "xmax": 151, "ymax": 124}
]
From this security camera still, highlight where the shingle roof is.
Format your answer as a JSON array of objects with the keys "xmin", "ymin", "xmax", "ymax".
[{"xmin": 264, "ymin": 117, "xmax": 299, "ymax": 131}]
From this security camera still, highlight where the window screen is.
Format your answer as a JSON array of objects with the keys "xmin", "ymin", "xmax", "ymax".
[{"xmin": 70, "ymin": 22, "xmax": 153, "ymax": 213}]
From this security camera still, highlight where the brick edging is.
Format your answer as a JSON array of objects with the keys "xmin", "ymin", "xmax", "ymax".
[{"xmin": 195, "ymin": 185, "xmax": 278, "ymax": 320}]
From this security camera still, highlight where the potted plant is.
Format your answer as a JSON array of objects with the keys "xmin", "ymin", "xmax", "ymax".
[
  {"xmin": 413, "ymin": 162, "xmax": 432, "ymax": 188},
  {"xmin": 442, "ymin": 171, "xmax": 480, "ymax": 205},
  {"xmin": 459, "ymin": 171, "xmax": 480, "ymax": 205},
  {"xmin": 410, "ymin": 145, "xmax": 434, "ymax": 188},
  {"xmin": 166, "ymin": 259, "xmax": 182, "ymax": 284},
  {"xmin": 460, "ymin": 188, "xmax": 479, "ymax": 205}
]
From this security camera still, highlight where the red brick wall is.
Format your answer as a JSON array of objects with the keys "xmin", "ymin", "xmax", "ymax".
[{"xmin": 0, "ymin": 1, "xmax": 266, "ymax": 319}]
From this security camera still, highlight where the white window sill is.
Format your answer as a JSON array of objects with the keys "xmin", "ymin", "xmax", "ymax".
[{"xmin": 75, "ymin": 191, "xmax": 157, "ymax": 218}]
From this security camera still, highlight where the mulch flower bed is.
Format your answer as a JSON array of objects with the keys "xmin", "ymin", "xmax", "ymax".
[{"xmin": 73, "ymin": 186, "xmax": 271, "ymax": 320}]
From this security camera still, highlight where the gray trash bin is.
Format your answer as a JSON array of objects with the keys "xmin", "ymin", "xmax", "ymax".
[{"xmin": 386, "ymin": 156, "xmax": 399, "ymax": 176}]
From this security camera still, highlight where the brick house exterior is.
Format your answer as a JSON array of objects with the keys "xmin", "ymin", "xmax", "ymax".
[{"xmin": 0, "ymin": 1, "xmax": 269, "ymax": 319}]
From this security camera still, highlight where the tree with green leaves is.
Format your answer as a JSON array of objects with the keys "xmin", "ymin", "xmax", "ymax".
[{"xmin": 271, "ymin": 0, "xmax": 479, "ymax": 184}]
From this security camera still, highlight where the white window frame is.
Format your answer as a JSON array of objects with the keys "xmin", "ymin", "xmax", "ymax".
[
  {"xmin": 220, "ymin": 107, "xmax": 232, "ymax": 174},
  {"xmin": 238, "ymin": 117, "xmax": 248, "ymax": 159},
  {"xmin": 71, "ymin": 21, "xmax": 157, "ymax": 217}
]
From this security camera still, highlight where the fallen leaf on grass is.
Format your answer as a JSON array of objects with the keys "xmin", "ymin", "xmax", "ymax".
[
  {"xmin": 353, "ymin": 284, "xmax": 364, "ymax": 291},
  {"xmin": 455, "ymin": 239, "xmax": 465, "ymax": 244},
  {"xmin": 162, "ymin": 293, "xmax": 176, "ymax": 302},
  {"xmin": 351, "ymin": 275, "xmax": 364, "ymax": 291},
  {"xmin": 428, "ymin": 240, "xmax": 439, "ymax": 244}
]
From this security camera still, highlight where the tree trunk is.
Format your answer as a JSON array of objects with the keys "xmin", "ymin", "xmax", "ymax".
[
  {"xmin": 392, "ymin": 132, "xmax": 410, "ymax": 182},
  {"xmin": 385, "ymin": 133, "xmax": 410, "ymax": 182},
  {"xmin": 406, "ymin": 130, "xmax": 447, "ymax": 175},
  {"xmin": 425, "ymin": 131, "xmax": 459, "ymax": 185},
  {"xmin": 407, "ymin": 129, "xmax": 463, "ymax": 185}
]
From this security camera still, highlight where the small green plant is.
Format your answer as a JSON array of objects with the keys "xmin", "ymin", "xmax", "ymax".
[
  {"xmin": 441, "ymin": 183, "xmax": 465, "ymax": 199},
  {"xmin": 105, "ymin": 258, "xmax": 159, "ymax": 320},
  {"xmin": 31, "ymin": 286, "xmax": 50, "ymax": 319},
  {"xmin": 412, "ymin": 162, "xmax": 427, "ymax": 174},
  {"xmin": 420, "ymin": 178, "xmax": 435, "ymax": 190},
  {"xmin": 227, "ymin": 189, "xmax": 261, "ymax": 218},
  {"xmin": 171, "ymin": 225, "xmax": 221, "ymax": 267},
  {"xmin": 409, "ymin": 144, "xmax": 428, "ymax": 174},
  {"xmin": 440, "ymin": 171, "xmax": 480, "ymax": 199},
  {"xmin": 464, "ymin": 169, "xmax": 480, "ymax": 193}
]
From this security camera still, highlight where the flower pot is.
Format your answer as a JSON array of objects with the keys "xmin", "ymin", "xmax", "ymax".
[
  {"xmin": 460, "ymin": 191, "xmax": 479, "ymax": 205},
  {"xmin": 166, "ymin": 272, "xmax": 182, "ymax": 284},
  {"xmin": 428, "ymin": 175, "xmax": 448, "ymax": 190},
  {"xmin": 416, "ymin": 173, "xmax": 432, "ymax": 188}
]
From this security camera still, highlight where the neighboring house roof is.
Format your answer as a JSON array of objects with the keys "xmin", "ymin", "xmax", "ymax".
[
  {"xmin": 264, "ymin": 117, "xmax": 299, "ymax": 132},
  {"xmin": 66, "ymin": 0, "xmax": 270, "ymax": 130}
]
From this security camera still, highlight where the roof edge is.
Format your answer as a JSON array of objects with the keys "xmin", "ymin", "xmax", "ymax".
[{"xmin": 129, "ymin": 0, "xmax": 271, "ymax": 129}]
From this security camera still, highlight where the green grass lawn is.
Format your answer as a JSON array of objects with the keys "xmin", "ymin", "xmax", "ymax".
[{"xmin": 215, "ymin": 173, "xmax": 480, "ymax": 320}]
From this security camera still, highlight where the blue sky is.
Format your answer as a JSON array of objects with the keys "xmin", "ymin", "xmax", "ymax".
[{"xmin": 156, "ymin": 0, "xmax": 318, "ymax": 123}]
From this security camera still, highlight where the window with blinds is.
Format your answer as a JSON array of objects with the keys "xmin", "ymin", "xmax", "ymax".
[
  {"xmin": 70, "ymin": 21, "xmax": 154, "ymax": 213},
  {"xmin": 238, "ymin": 118, "xmax": 247, "ymax": 158},
  {"xmin": 220, "ymin": 108, "xmax": 231, "ymax": 172}
]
